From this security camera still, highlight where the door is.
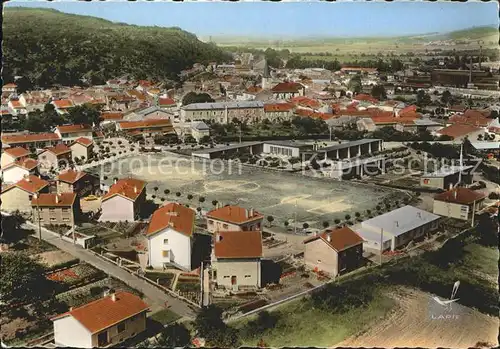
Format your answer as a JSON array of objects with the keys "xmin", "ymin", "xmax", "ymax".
[
  {"xmin": 97, "ymin": 331, "xmax": 108, "ymax": 346},
  {"xmin": 231, "ymin": 276, "xmax": 237, "ymax": 285}
]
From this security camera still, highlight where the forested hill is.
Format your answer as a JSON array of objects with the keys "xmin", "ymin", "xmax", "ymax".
[{"xmin": 2, "ymin": 8, "xmax": 231, "ymax": 88}]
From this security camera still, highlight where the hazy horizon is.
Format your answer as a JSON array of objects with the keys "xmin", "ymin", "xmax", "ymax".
[{"xmin": 6, "ymin": 1, "xmax": 498, "ymax": 39}]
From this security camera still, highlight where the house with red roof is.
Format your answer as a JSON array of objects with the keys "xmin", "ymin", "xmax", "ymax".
[
  {"xmin": 57, "ymin": 169, "xmax": 100, "ymax": 197},
  {"xmin": 433, "ymin": 187, "xmax": 487, "ymax": 221},
  {"xmin": 303, "ymin": 227, "xmax": 364, "ymax": 277},
  {"xmin": 1, "ymin": 147, "xmax": 30, "ymax": 168},
  {"xmin": 271, "ymin": 82, "xmax": 305, "ymax": 99},
  {"xmin": 212, "ymin": 230, "xmax": 263, "ymax": 290},
  {"xmin": 2, "ymin": 158, "xmax": 39, "ymax": 184},
  {"xmin": 69, "ymin": 137, "xmax": 94, "ymax": 162},
  {"xmin": 2, "ymin": 83, "xmax": 17, "ymax": 95},
  {"xmin": 206, "ymin": 205, "xmax": 263, "ymax": 234},
  {"xmin": 263, "ymin": 102, "xmax": 295, "ymax": 122},
  {"xmin": 37, "ymin": 144, "xmax": 72, "ymax": 171},
  {"xmin": 52, "ymin": 291, "xmax": 148, "ymax": 348},
  {"xmin": 55, "ymin": 124, "xmax": 93, "ymax": 144},
  {"xmin": 99, "ymin": 178, "xmax": 147, "ymax": 222},
  {"xmin": 8, "ymin": 99, "xmax": 28, "ymax": 116},
  {"xmin": 32, "ymin": 193, "xmax": 80, "ymax": 226},
  {"xmin": 1, "ymin": 175, "xmax": 50, "ymax": 212},
  {"xmin": 158, "ymin": 97, "xmax": 177, "ymax": 111},
  {"xmin": 51, "ymin": 99, "xmax": 75, "ymax": 115},
  {"xmin": 145, "ymin": 203, "xmax": 195, "ymax": 271},
  {"xmin": 1, "ymin": 132, "xmax": 62, "ymax": 149},
  {"xmin": 436, "ymin": 123, "xmax": 483, "ymax": 141},
  {"xmin": 116, "ymin": 119, "xmax": 174, "ymax": 137}
]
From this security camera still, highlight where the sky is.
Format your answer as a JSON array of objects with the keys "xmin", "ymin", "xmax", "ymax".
[{"xmin": 6, "ymin": 1, "xmax": 498, "ymax": 38}]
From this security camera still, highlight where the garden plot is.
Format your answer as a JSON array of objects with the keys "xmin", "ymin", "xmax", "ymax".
[
  {"xmin": 46, "ymin": 263, "xmax": 106, "ymax": 291},
  {"xmin": 36, "ymin": 250, "xmax": 76, "ymax": 269}
]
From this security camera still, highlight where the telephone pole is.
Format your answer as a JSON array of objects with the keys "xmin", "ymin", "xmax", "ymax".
[
  {"xmin": 379, "ymin": 228, "xmax": 383, "ymax": 266},
  {"xmin": 294, "ymin": 200, "xmax": 298, "ymax": 234}
]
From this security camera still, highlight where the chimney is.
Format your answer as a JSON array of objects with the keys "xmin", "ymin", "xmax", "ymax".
[
  {"xmin": 69, "ymin": 307, "xmax": 73, "ymax": 311},
  {"xmin": 55, "ymin": 194, "xmax": 60, "ymax": 204},
  {"xmin": 449, "ymin": 183, "xmax": 453, "ymax": 191},
  {"xmin": 453, "ymin": 190, "xmax": 458, "ymax": 199},
  {"xmin": 245, "ymin": 209, "xmax": 249, "ymax": 219},
  {"xmin": 134, "ymin": 186, "xmax": 137, "ymax": 194},
  {"xmin": 216, "ymin": 232, "xmax": 222, "ymax": 242},
  {"xmin": 249, "ymin": 207, "xmax": 254, "ymax": 217},
  {"xmin": 111, "ymin": 293, "xmax": 117, "ymax": 302},
  {"xmin": 114, "ymin": 178, "xmax": 118, "ymax": 184},
  {"xmin": 103, "ymin": 289, "xmax": 110, "ymax": 297},
  {"xmin": 326, "ymin": 234, "xmax": 331, "ymax": 242}
]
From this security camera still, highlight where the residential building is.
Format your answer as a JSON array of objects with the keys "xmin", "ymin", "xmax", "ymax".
[
  {"xmin": 271, "ymin": 82, "xmax": 306, "ymax": 99},
  {"xmin": 8, "ymin": 100, "xmax": 27, "ymax": 116},
  {"xmin": 2, "ymin": 158, "xmax": 39, "ymax": 184},
  {"xmin": 206, "ymin": 205, "xmax": 263, "ymax": 233},
  {"xmin": 1, "ymin": 132, "xmax": 62, "ymax": 149},
  {"xmin": 1, "ymin": 147, "xmax": 30, "ymax": 168},
  {"xmin": 190, "ymin": 121, "xmax": 210, "ymax": 142},
  {"xmin": 158, "ymin": 97, "xmax": 177, "ymax": 112},
  {"xmin": 1, "ymin": 175, "xmax": 50, "ymax": 212},
  {"xmin": 101, "ymin": 112, "xmax": 125, "ymax": 126},
  {"xmin": 303, "ymin": 227, "xmax": 364, "ymax": 277},
  {"xmin": 99, "ymin": 178, "xmax": 146, "ymax": 222},
  {"xmin": 145, "ymin": 203, "xmax": 195, "ymax": 271},
  {"xmin": 51, "ymin": 99, "xmax": 75, "ymax": 115},
  {"xmin": 37, "ymin": 144, "xmax": 72, "ymax": 171},
  {"xmin": 55, "ymin": 124, "xmax": 93, "ymax": 144},
  {"xmin": 2, "ymin": 83, "xmax": 17, "ymax": 96},
  {"xmin": 70, "ymin": 137, "xmax": 94, "ymax": 162},
  {"xmin": 180, "ymin": 101, "xmax": 265, "ymax": 124},
  {"xmin": 212, "ymin": 230, "xmax": 262, "ymax": 290},
  {"xmin": 32, "ymin": 193, "xmax": 80, "ymax": 226},
  {"xmin": 263, "ymin": 103, "xmax": 295, "ymax": 122},
  {"xmin": 51, "ymin": 291, "xmax": 148, "ymax": 348},
  {"xmin": 316, "ymin": 139, "xmax": 383, "ymax": 160},
  {"xmin": 420, "ymin": 166, "xmax": 474, "ymax": 189},
  {"xmin": 18, "ymin": 91, "xmax": 52, "ymax": 113},
  {"xmin": 356, "ymin": 206, "xmax": 441, "ymax": 252},
  {"xmin": 57, "ymin": 169, "xmax": 100, "ymax": 197},
  {"xmin": 116, "ymin": 119, "xmax": 174, "ymax": 137},
  {"xmin": 340, "ymin": 67, "xmax": 378, "ymax": 75},
  {"xmin": 435, "ymin": 123, "xmax": 483, "ymax": 141},
  {"xmin": 433, "ymin": 187, "xmax": 487, "ymax": 220},
  {"xmin": 125, "ymin": 107, "xmax": 174, "ymax": 121}
]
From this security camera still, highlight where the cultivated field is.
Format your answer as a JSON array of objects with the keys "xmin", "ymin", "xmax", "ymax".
[
  {"xmin": 338, "ymin": 288, "xmax": 499, "ymax": 349},
  {"xmin": 93, "ymin": 153, "xmax": 403, "ymax": 226}
]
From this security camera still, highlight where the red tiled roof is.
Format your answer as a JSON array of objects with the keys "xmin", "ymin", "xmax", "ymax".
[
  {"xmin": 158, "ymin": 97, "xmax": 176, "ymax": 106},
  {"xmin": 71, "ymin": 137, "xmax": 93, "ymax": 147},
  {"xmin": 371, "ymin": 115, "xmax": 417, "ymax": 125},
  {"xmin": 51, "ymin": 291, "xmax": 149, "ymax": 334},
  {"xmin": 118, "ymin": 119, "xmax": 173, "ymax": 130},
  {"xmin": 398, "ymin": 105, "xmax": 417, "ymax": 116},
  {"xmin": 304, "ymin": 226, "xmax": 364, "ymax": 252},
  {"xmin": 56, "ymin": 124, "xmax": 92, "ymax": 133},
  {"xmin": 57, "ymin": 169, "xmax": 88, "ymax": 184},
  {"xmin": 449, "ymin": 110, "xmax": 491, "ymax": 127},
  {"xmin": 93, "ymin": 131, "xmax": 104, "ymax": 139},
  {"xmin": 341, "ymin": 67, "xmax": 377, "ymax": 73},
  {"xmin": 271, "ymin": 82, "xmax": 304, "ymax": 93},
  {"xmin": 448, "ymin": 105, "xmax": 467, "ymax": 112},
  {"xmin": 1, "ymin": 133, "xmax": 61, "ymax": 145},
  {"xmin": 213, "ymin": 231, "xmax": 262, "ymax": 259},
  {"xmin": 291, "ymin": 96, "xmax": 321, "ymax": 109},
  {"xmin": 138, "ymin": 80, "xmax": 153, "ymax": 87},
  {"xmin": 247, "ymin": 86, "xmax": 263, "ymax": 93},
  {"xmin": 10, "ymin": 100, "xmax": 23, "ymax": 109},
  {"xmin": 207, "ymin": 205, "xmax": 263, "ymax": 225},
  {"xmin": 31, "ymin": 192, "xmax": 77, "ymax": 207},
  {"xmin": 354, "ymin": 94, "xmax": 378, "ymax": 104},
  {"xmin": 127, "ymin": 90, "xmax": 147, "ymax": 101},
  {"xmin": 101, "ymin": 112, "xmax": 124, "ymax": 121},
  {"xmin": 264, "ymin": 103, "xmax": 294, "ymax": 112},
  {"xmin": 2, "ymin": 175, "xmax": 49, "ymax": 194},
  {"xmin": 3, "ymin": 158, "xmax": 38, "ymax": 171},
  {"xmin": 146, "ymin": 203, "xmax": 194, "ymax": 237},
  {"xmin": 102, "ymin": 178, "xmax": 146, "ymax": 202},
  {"xmin": 3, "ymin": 147, "xmax": 30, "ymax": 159},
  {"xmin": 434, "ymin": 187, "xmax": 487, "ymax": 205},
  {"xmin": 43, "ymin": 144, "xmax": 72, "ymax": 156},
  {"xmin": 437, "ymin": 124, "xmax": 482, "ymax": 139},
  {"xmin": 3, "ymin": 83, "xmax": 17, "ymax": 88},
  {"xmin": 52, "ymin": 99, "xmax": 74, "ymax": 109}
]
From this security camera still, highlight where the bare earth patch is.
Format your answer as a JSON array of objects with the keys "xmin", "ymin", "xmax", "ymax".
[
  {"xmin": 338, "ymin": 287, "xmax": 499, "ymax": 349},
  {"xmin": 36, "ymin": 250, "xmax": 75, "ymax": 267}
]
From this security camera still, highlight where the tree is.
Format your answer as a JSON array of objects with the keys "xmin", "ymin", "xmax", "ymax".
[
  {"xmin": 302, "ymin": 222, "xmax": 309, "ymax": 229},
  {"xmin": 334, "ymin": 218, "xmax": 341, "ymax": 225},
  {"xmin": 370, "ymin": 85, "xmax": 387, "ymax": 100},
  {"xmin": 347, "ymin": 75, "xmax": 362, "ymax": 93},
  {"xmin": 199, "ymin": 196, "xmax": 205, "ymax": 204},
  {"xmin": 416, "ymin": 90, "xmax": 431, "ymax": 107},
  {"xmin": 345, "ymin": 214, "xmax": 351, "ymax": 221},
  {"xmin": 67, "ymin": 104, "xmax": 102, "ymax": 126},
  {"xmin": 212, "ymin": 200, "xmax": 218, "ymax": 207},
  {"xmin": 1, "ymin": 211, "xmax": 26, "ymax": 243},
  {"xmin": 182, "ymin": 92, "xmax": 215, "ymax": 106},
  {"xmin": 354, "ymin": 212, "xmax": 361, "ymax": 218},
  {"xmin": 164, "ymin": 189, "xmax": 170, "ymax": 195},
  {"xmin": 266, "ymin": 216, "xmax": 274, "ymax": 227},
  {"xmin": 322, "ymin": 221, "xmax": 330, "ymax": 229},
  {"xmin": 0, "ymin": 253, "xmax": 54, "ymax": 316},
  {"xmin": 441, "ymin": 90, "xmax": 452, "ymax": 105},
  {"xmin": 153, "ymin": 186, "xmax": 159, "ymax": 193},
  {"xmin": 284, "ymin": 221, "xmax": 289, "ymax": 228},
  {"xmin": 193, "ymin": 305, "xmax": 239, "ymax": 347},
  {"xmin": 175, "ymin": 192, "xmax": 181, "ymax": 197},
  {"xmin": 154, "ymin": 323, "xmax": 191, "ymax": 348},
  {"xmin": 187, "ymin": 194, "xmax": 193, "ymax": 201},
  {"xmin": 476, "ymin": 214, "xmax": 498, "ymax": 247}
]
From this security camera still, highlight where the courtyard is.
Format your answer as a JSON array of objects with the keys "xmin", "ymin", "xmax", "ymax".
[{"xmin": 89, "ymin": 153, "xmax": 405, "ymax": 228}]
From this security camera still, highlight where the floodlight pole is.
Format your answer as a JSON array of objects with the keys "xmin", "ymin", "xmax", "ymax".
[{"xmin": 379, "ymin": 228, "xmax": 383, "ymax": 266}]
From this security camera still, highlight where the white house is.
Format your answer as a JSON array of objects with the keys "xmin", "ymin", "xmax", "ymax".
[
  {"xmin": 145, "ymin": 203, "xmax": 195, "ymax": 271},
  {"xmin": 1, "ymin": 158, "xmax": 39, "ymax": 184},
  {"xmin": 55, "ymin": 124, "xmax": 93, "ymax": 144},
  {"xmin": 99, "ymin": 178, "xmax": 147, "ymax": 222},
  {"xmin": 1, "ymin": 147, "xmax": 30, "ymax": 168},
  {"xmin": 51, "ymin": 291, "xmax": 148, "ymax": 348}
]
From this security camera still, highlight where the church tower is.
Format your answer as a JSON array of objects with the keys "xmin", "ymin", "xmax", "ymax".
[{"xmin": 261, "ymin": 59, "xmax": 272, "ymax": 89}]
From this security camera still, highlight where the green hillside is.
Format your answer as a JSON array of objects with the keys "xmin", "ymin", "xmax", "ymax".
[{"xmin": 2, "ymin": 8, "xmax": 231, "ymax": 87}]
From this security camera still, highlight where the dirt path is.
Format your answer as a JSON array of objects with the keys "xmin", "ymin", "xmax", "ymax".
[{"xmin": 337, "ymin": 287, "xmax": 499, "ymax": 349}]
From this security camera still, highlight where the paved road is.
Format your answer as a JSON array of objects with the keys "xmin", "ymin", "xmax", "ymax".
[{"xmin": 24, "ymin": 221, "xmax": 196, "ymax": 320}]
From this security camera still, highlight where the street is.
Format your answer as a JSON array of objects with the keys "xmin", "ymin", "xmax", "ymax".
[{"xmin": 23, "ymin": 221, "xmax": 196, "ymax": 320}]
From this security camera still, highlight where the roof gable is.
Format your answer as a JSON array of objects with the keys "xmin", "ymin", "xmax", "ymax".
[
  {"xmin": 304, "ymin": 226, "xmax": 364, "ymax": 252},
  {"xmin": 146, "ymin": 203, "xmax": 195, "ymax": 237},
  {"xmin": 214, "ymin": 231, "xmax": 263, "ymax": 259}
]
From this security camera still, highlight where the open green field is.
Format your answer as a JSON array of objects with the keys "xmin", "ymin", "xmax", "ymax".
[
  {"xmin": 235, "ymin": 289, "xmax": 395, "ymax": 347},
  {"xmin": 460, "ymin": 243, "xmax": 499, "ymax": 283}
]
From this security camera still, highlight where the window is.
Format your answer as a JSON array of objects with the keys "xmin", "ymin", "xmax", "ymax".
[
  {"xmin": 162, "ymin": 250, "xmax": 169, "ymax": 258},
  {"xmin": 244, "ymin": 275, "xmax": 251, "ymax": 278},
  {"xmin": 117, "ymin": 323, "xmax": 126, "ymax": 333},
  {"xmin": 49, "ymin": 208, "xmax": 56, "ymax": 212},
  {"xmin": 317, "ymin": 259, "xmax": 322, "ymax": 264},
  {"xmin": 222, "ymin": 224, "xmax": 228, "ymax": 229},
  {"xmin": 208, "ymin": 220, "xmax": 213, "ymax": 225},
  {"xmin": 223, "ymin": 275, "xmax": 230, "ymax": 278},
  {"xmin": 63, "ymin": 218, "xmax": 70, "ymax": 222},
  {"xmin": 163, "ymin": 239, "xmax": 169, "ymax": 244},
  {"xmin": 50, "ymin": 217, "xmax": 56, "ymax": 221},
  {"xmin": 62, "ymin": 208, "xmax": 69, "ymax": 212}
]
